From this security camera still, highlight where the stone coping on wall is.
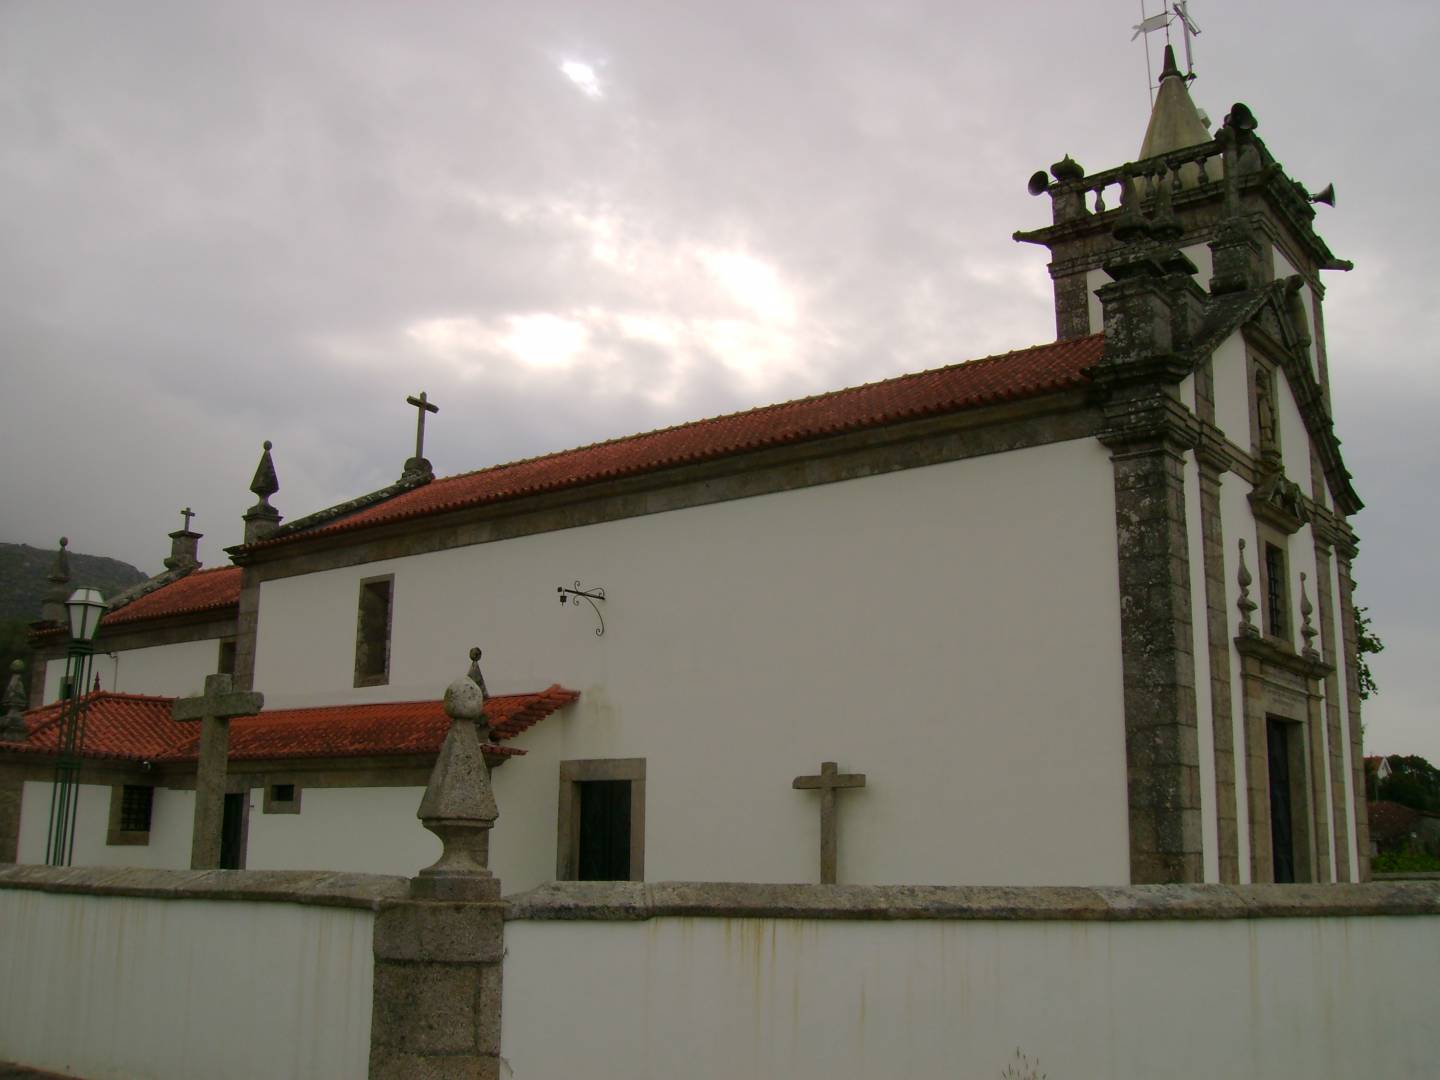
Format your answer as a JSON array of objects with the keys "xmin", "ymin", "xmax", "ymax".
[
  {"xmin": 503, "ymin": 880, "xmax": 1440, "ymax": 922},
  {"xmin": 0, "ymin": 864, "xmax": 409, "ymax": 911}
]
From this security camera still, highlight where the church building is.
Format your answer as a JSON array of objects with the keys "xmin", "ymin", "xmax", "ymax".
[{"xmin": 1, "ymin": 47, "xmax": 1369, "ymax": 892}]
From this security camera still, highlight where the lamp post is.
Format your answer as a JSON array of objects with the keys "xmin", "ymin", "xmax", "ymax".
[{"xmin": 45, "ymin": 587, "xmax": 107, "ymax": 866}]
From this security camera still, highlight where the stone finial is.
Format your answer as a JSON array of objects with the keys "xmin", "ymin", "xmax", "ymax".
[
  {"xmin": 242, "ymin": 441, "xmax": 283, "ymax": 545},
  {"xmin": 40, "ymin": 537, "xmax": 72, "ymax": 623},
  {"xmin": 1300, "ymin": 572, "xmax": 1320, "ymax": 660},
  {"xmin": 0, "ymin": 659, "xmax": 28, "ymax": 741},
  {"xmin": 1237, "ymin": 539, "xmax": 1259, "ymax": 637},
  {"xmin": 412, "ymin": 651, "xmax": 500, "ymax": 900},
  {"xmin": 164, "ymin": 507, "xmax": 203, "ymax": 572}
]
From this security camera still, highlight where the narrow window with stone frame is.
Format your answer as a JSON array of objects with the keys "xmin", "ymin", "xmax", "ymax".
[
  {"xmin": 1263, "ymin": 542, "xmax": 1289, "ymax": 641},
  {"xmin": 353, "ymin": 575, "xmax": 394, "ymax": 687}
]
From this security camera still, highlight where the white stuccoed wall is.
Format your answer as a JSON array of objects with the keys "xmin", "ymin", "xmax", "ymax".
[
  {"xmin": 15, "ymin": 781, "xmax": 193, "ymax": 868},
  {"xmin": 0, "ymin": 888, "xmax": 374, "ymax": 1080},
  {"xmin": 1211, "ymin": 333, "xmax": 1251, "ymax": 448},
  {"xmin": 41, "ymin": 637, "xmax": 223, "ymax": 704},
  {"xmin": 252, "ymin": 440, "xmax": 1131, "ymax": 887},
  {"xmin": 245, "ymin": 785, "xmax": 437, "ymax": 877},
  {"xmin": 502, "ymin": 913, "xmax": 1439, "ymax": 1080}
]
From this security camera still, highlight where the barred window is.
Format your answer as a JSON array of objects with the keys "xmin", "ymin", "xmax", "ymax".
[{"xmin": 119, "ymin": 785, "xmax": 154, "ymax": 833}]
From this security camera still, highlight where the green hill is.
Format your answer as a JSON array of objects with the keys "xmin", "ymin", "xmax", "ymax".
[{"xmin": 0, "ymin": 542, "xmax": 149, "ymax": 622}]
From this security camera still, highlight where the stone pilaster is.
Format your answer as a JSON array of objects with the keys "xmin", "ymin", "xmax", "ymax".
[
  {"xmin": 1094, "ymin": 229, "xmax": 1205, "ymax": 884},
  {"xmin": 1196, "ymin": 444, "xmax": 1240, "ymax": 882},
  {"xmin": 1312, "ymin": 543, "xmax": 1351, "ymax": 880},
  {"xmin": 1106, "ymin": 433, "xmax": 1204, "ymax": 883},
  {"xmin": 1053, "ymin": 271, "xmax": 1094, "ymax": 340},
  {"xmin": 232, "ymin": 571, "xmax": 262, "ymax": 693},
  {"xmin": 1336, "ymin": 552, "xmax": 1371, "ymax": 880}
]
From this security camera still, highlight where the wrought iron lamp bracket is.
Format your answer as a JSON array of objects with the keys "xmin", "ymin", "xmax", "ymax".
[{"xmin": 557, "ymin": 581, "xmax": 607, "ymax": 637}]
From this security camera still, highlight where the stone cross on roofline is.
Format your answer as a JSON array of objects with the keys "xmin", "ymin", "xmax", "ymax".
[
  {"xmin": 793, "ymin": 760, "xmax": 867, "ymax": 884},
  {"xmin": 172, "ymin": 673, "xmax": 264, "ymax": 869},
  {"xmin": 404, "ymin": 391, "xmax": 439, "ymax": 480}
]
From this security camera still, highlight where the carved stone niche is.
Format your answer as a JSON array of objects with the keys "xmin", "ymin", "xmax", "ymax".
[{"xmin": 1249, "ymin": 466, "xmax": 1308, "ymax": 535}]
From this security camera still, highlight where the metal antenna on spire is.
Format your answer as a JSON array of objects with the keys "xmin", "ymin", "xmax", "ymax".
[{"xmin": 1132, "ymin": 2, "xmax": 1203, "ymax": 103}]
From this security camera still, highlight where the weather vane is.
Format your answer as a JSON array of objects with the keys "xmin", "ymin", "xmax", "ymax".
[{"xmin": 1132, "ymin": 2, "xmax": 1202, "ymax": 101}]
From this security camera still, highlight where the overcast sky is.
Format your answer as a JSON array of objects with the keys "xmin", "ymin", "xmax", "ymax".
[{"xmin": 1, "ymin": 1, "xmax": 1435, "ymax": 760}]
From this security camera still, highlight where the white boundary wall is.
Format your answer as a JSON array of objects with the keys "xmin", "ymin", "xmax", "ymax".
[
  {"xmin": 504, "ymin": 898, "xmax": 1440, "ymax": 1079},
  {"xmin": 0, "ymin": 878, "xmax": 383, "ymax": 1080}
]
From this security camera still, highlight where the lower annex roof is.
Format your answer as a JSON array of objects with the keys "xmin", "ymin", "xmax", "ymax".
[{"xmin": 5, "ymin": 687, "xmax": 579, "ymax": 764}]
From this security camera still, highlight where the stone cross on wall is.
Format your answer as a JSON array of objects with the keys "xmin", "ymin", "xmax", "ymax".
[
  {"xmin": 793, "ymin": 760, "xmax": 867, "ymax": 884},
  {"xmin": 172, "ymin": 674, "xmax": 263, "ymax": 869}
]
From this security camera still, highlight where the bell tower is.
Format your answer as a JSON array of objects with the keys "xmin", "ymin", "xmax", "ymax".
[{"xmin": 1014, "ymin": 45, "xmax": 1350, "ymax": 402}]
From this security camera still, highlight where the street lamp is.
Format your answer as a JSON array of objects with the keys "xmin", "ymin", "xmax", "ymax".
[{"xmin": 45, "ymin": 587, "xmax": 108, "ymax": 865}]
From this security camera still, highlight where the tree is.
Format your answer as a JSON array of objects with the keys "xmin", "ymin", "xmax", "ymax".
[
  {"xmin": 1376, "ymin": 755, "xmax": 1440, "ymax": 814},
  {"xmin": 1355, "ymin": 605, "xmax": 1383, "ymax": 700}
]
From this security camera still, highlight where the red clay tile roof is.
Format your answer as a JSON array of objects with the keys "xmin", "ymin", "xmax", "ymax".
[
  {"xmin": 104, "ymin": 566, "xmax": 242, "ymax": 626},
  {"xmin": 11, "ymin": 693, "xmax": 182, "ymax": 762},
  {"xmin": 256, "ymin": 334, "xmax": 1104, "ymax": 546},
  {"xmin": 4, "ymin": 686, "xmax": 578, "ymax": 764}
]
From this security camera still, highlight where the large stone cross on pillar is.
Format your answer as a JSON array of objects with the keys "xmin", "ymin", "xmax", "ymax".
[
  {"xmin": 173, "ymin": 674, "xmax": 263, "ymax": 869},
  {"xmin": 792, "ymin": 760, "xmax": 866, "ymax": 884}
]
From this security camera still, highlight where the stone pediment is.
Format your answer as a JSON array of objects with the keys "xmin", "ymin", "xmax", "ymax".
[{"xmin": 1187, "ymin": 280, "xmax": 1361, "ymax": 516}]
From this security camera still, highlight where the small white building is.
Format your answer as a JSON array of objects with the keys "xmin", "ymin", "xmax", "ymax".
[{"xmin": 1, "ymin": 50, "xmax": 1370, "ymax": 892}]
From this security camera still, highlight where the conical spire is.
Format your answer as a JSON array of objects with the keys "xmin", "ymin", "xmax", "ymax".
[
  {"xmin": 1139, "ymin": 45, "xmax": 1212, "ymax": 161},
  {"xmin": 242, "ymin": 440, "xmax": 283, "ymax": 545},
  {"xmin": 249, "ymin": 440, "xmax": 280, "ymax": 503}
]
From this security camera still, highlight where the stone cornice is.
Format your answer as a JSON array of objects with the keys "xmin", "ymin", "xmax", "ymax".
[{"xmin": 1234, "ymin": 633, "xmax": 1332, "ymax": 680}]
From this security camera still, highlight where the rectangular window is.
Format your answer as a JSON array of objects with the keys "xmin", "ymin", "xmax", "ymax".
[
  {"xmin": 1264, "ymin": 543, "xmax": 1288, "ymax": 639},
  {"xmin": 263, "ymin": 781, "xmax": 301, "ymax": 814},
  {"xmin": 217, "ymin": 640, "xmax": 237, "ymax": 675},
  {"xmin": 353, "ymin": 575, "xmax": 394, "ymax": 687},
  {"xmin": 107, "ymin": 784, "xmax": 154, "ymax": 846},
  {"xmin": 119, "ymin": 785, "xmax": 153, "ymax": 832},
  {"xmin": 557, "ymin": 759, "xmax": 646, "ymax": 882}
]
